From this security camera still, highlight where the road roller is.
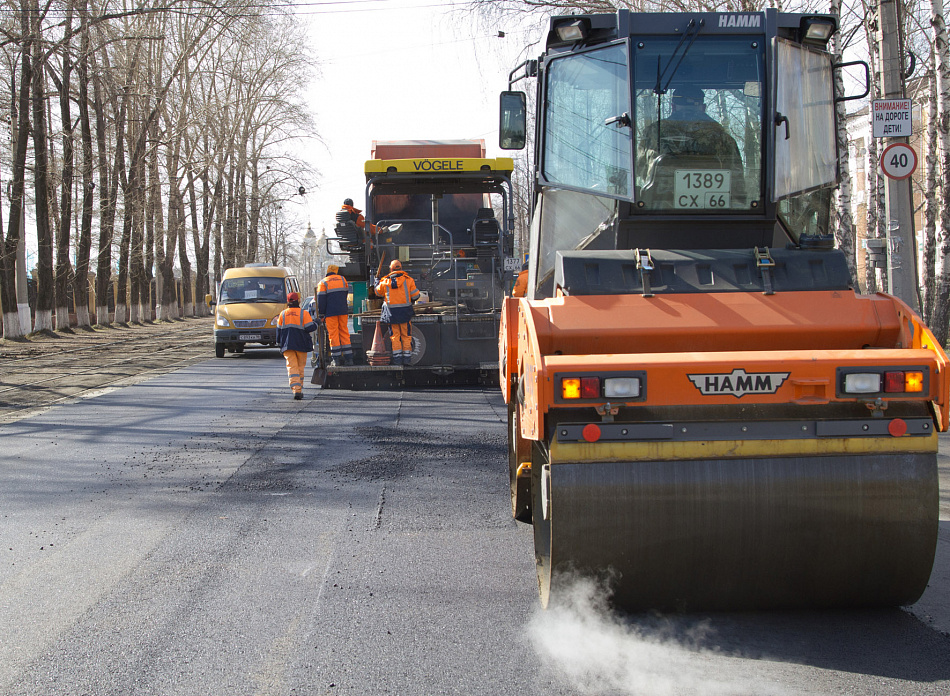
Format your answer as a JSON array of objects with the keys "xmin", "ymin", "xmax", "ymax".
[{"xmin": 498, "ymin": 9, "xmax": 948, "ymax": 611}]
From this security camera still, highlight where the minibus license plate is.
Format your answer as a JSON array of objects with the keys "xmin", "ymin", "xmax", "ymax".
[{"xmin": 239, "ymin": 334, "xmax": 261, "ymax": 341}]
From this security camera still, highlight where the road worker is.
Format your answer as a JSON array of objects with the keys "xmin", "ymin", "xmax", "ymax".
[
  {"xmin": 375, "ymin": 259, "xmax": 420, "ymax": 365},
  {"xmin": 512, "ymin": 261, "xmax": 529, "ymax": 298},
  {"xmin": 341, "ymin": 198, "xmax": 367, "ymax": 230},
  {"xmin": 317, "ymin": 263, "xmax": 353, "ymax": 366},
  {"xmin": 276, "ymin": 292, "xmax": 316, "ymax": 400}
]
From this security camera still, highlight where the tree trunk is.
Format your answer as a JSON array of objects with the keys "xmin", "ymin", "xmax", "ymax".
[
  {"xmin": 922, "ymin": 70, "xmax": 939, "ymax": 325},
  {"xmin": 931, "ymin": 0, "xmax": 950, "ymax": 346},
  {"xmin": 1, "ymin": 15, "xmax": 31, "ymax": 338},
  {"xmin": 93, "ymin": 60, "xmax": 121, "ymax": 325},
  {"xmin": 73, "ymin": 1, "xmax": 94, "ymax": 329},
  {"xmin": 865, "ymin": 12, "xmax": 884, "ymax": 294},
  {"xmin": 159, "ymin": 129, "xmax": 179, "ymax": 321},
  {"xmin": 31, "ymin": 0, "xmax": 55, "ymax": 333},
  {"xmin": 188, "ymin": 165, "xmax": 212, "ymax": 317},
  {"xmin": 149, "ymin": 115, "xmax": 167, "ymax": 320},
  {"xmin": 53, "ymin": 4, "xmax": 75, "ymax": 331},
  {"xmin": 128, "ymin": 122, "xmax": 146, "ymax": 323},
  {"xmin": 830, "ymin": 0, "xmax": 856, "ymax": 286}
]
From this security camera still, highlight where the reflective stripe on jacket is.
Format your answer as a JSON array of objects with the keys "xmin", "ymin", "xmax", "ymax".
[
  {"xmin": 375, "ymin": 271, "xmax": 420, "ymax": 324},
  {"xmin": 317, "ymin": 273, "xmax": 350, "ymax": 317},
  {"xmin": 276, "ymin": 307, "xmax": 316, "ymax": 353}
]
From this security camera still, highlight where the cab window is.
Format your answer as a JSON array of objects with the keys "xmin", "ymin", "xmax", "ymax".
[
  {"xmin": 633, "ymin": 37, "xmax": 764, "ymax": 212},
  {"xmin": 543, "ymin": 43, "xmax": 632, "ymax": 197}
]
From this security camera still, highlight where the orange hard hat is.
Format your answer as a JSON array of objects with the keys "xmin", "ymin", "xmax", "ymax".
[{"xmin": 389, "ymin": 260, "xmax": 402, "ymax": 271}]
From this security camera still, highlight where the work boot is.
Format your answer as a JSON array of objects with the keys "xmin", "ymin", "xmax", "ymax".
[
  {"xmin": 344, "ymin": 353, "xmax": 354, "ymax": 366},
  {"xmin": 330, "ymin": 357, "xmax": 341, "ymax": 367},
  {"xmin": 294, "ymin": 391, "xmax": 303, "ymax": 400}
]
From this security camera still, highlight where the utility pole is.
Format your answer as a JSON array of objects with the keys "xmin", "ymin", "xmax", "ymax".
[{"xmin": 877, "ymin": 0, "xmax": 920, "ymax": 311}]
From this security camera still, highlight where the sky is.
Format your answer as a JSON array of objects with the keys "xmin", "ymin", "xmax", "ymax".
[{"xmin": 291, "ymin": 0, "xmax": 543, "ymax": 243}]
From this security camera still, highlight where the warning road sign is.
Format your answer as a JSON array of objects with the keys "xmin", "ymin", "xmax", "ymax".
[
  {"xmin": 872, "ymin": 99, "xmax": 913, "ymax": 138},
  {"xmin": 880, "ymin": 142, "xmax": 917, "ymax": 180}
]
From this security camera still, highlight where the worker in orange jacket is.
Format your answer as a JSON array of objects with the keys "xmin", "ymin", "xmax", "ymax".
[
  {"xmin": 341, "ymin": 198, "xmax": 376, "ymax": 233},
  {"xmin": 512, "ymin": 261, "xmax": 529, "ymax": 298},
  {"xmin": 375, "ymin": 259, "xmax": 420, "ymax": 365},
  {"xmin": 277, "ymin": 292, "xmax": 316, "ymax": 399},
  {"xmin": 317, "ymin": 263, "xmax": 353, "ymax": 366}
]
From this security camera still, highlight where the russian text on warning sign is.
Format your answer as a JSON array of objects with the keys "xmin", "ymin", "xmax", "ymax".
[{"xmin": 872, "ymin": 99, "xmax": 913, "ymax": 138}]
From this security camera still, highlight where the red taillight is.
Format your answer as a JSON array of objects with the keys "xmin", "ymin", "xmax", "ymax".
[
  {"xmin": 581, "ymin": 377, "xmax": 600, "ymax": 399},
  {"xmin": 884, "ymin": 371, "xmax": 905, "ymax": 393}
]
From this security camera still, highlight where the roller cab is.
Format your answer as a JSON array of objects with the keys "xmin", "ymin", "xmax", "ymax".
[{"xmin": 500, "ymin": 10, "xmax": 948, "ymax": 610}]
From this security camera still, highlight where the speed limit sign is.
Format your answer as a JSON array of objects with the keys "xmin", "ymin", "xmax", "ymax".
[{"xmin": 880, "ymin": 142, "xmax": 917, "ymax": 180}]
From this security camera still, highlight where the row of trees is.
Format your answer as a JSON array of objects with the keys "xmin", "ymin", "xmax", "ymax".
[
  {"xmin": 0, "ymin": 0, "xmax": 316, "ymax": 338},
  {"xmin": 473, "ymin": 0, "xmax": 950, "ymax": 345}
]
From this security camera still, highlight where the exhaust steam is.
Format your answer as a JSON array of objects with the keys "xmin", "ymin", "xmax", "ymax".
[{"xmin": 527, "ymin": 576, "xmax": 788, "ymax": 696}]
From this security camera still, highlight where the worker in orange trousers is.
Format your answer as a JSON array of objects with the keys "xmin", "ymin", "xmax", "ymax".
[
  {"xmin": 375, "ymin": 260, "xmax": 420, "ymax": 365},
  {"xmin": 277, "ymin": 292, "xmax": 316, "ymax": 399}
]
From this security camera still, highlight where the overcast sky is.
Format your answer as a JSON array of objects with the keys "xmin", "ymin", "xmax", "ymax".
[{"xmin": 293, "ymin": 0, "xmax": 542, "ymax": 244}]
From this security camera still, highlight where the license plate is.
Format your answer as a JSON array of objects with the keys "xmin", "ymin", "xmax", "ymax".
[
  {"xmin": 238, "ymin": 334, "xmax": 261, "ymax": 341},
  {"xmin": 674, "ymin": 169, "xmax": 731, "ymax": 209}
]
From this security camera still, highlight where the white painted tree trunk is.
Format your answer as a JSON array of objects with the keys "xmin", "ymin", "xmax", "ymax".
[
  {"xmin": 33, "ymin": 309, "xmax": 52, "ymax": 333},
  {"xmin": 75, "ymin": 305, "xmax": 91, "ymax": 328},
  {"xmin": 2, "ymin": 311, "xmax": 23, "ymax": 338},
  {"xmin": 54, "ymin": 305, "xmax": 70, "ymax": 330}
]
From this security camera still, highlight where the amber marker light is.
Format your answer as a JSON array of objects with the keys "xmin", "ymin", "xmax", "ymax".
[
  {"xmin": 562, "ymin": 378, "xmax": 581, "ymax": 399},
  {"xmin": 905, "ymin": 371, "xmax": 924, "ymax": 392}
]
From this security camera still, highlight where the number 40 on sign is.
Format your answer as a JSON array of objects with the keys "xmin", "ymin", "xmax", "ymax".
[{"xmin": 879, "ymin": 142, "xmax": 917, "ymax": 180}]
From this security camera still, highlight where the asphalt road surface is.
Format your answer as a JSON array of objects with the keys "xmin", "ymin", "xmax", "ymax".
[{"xmin": 0, "ymin": 348, "xmax": 948, "ymax": 695}]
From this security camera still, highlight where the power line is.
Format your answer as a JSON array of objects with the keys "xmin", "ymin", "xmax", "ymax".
[{"xmin": 0, "ymin": 0, "xmax": 476, "ymax": 19}]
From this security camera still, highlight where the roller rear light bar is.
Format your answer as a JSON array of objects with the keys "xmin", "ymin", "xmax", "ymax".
[
  {"xmin": 555, "ymin": 371, "xmax": 647, "ymax": 403},
  {"xmin": 554, "ymin": 365, "xmax": 932, "ymax": 405},
  {"xmin": 837, "ymin": 366, "xmax": 929, "ymax": 397}
]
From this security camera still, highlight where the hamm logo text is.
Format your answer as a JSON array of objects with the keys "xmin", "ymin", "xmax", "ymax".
[{"xmin": 688, "ymin": 369, "xmax": 789, "ymax": 398}]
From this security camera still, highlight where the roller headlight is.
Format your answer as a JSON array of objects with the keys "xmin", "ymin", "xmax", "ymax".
[
  {"xmin": 843, "ymin": 373, "xmax": 880, "ymax": 394},
  {"xmin": 604, "ymin": 377, "xmax": 641, "ymax": 398}
]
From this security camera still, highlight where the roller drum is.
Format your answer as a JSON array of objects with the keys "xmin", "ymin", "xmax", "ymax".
[{"xmin": 535, "ymin": 452, "xmax": 938, "ymax": 611}]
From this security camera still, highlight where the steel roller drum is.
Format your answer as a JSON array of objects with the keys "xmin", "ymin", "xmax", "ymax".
[{"xmin": 533, "ymin": 451, "xmax": 939, "ymax": 611}]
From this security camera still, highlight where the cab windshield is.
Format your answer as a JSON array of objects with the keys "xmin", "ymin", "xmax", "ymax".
[
  {"xmin": 218, "ymin": 277, "xmax": 287, "ymax": 304},
  {"xmin": 633, "ymin": 36, "xmax": 764, "ymax": 212}
]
